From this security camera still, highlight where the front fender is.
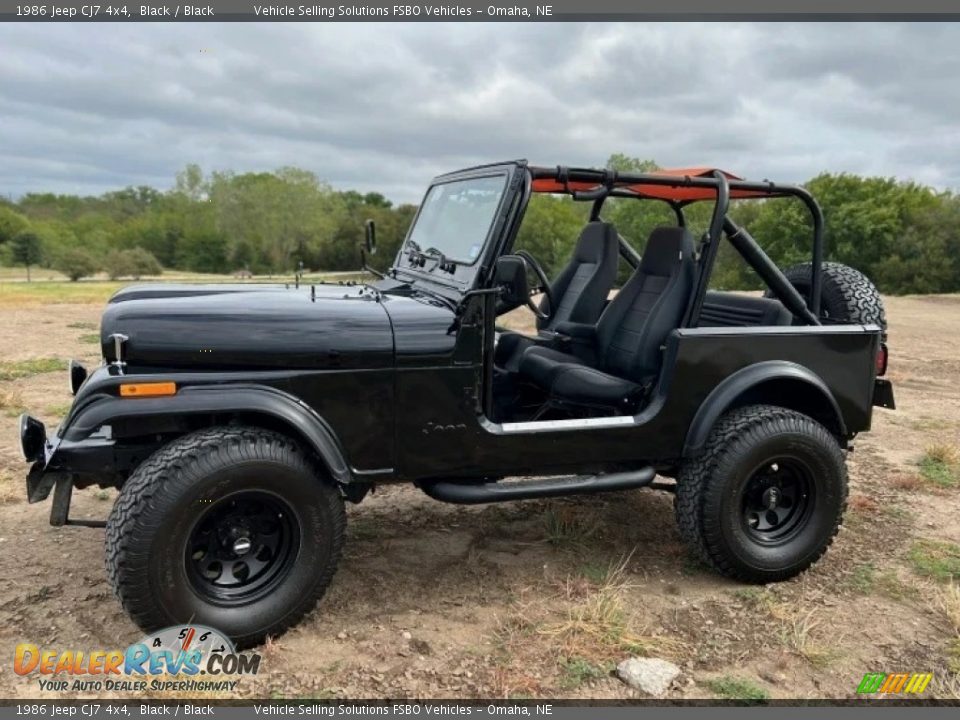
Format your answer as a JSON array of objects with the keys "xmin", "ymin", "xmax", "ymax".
[
  {"xmin": 59, "ymin": 384, "xmax": 352, "ymax": 485},
  {"xmin": 682, "ymin": 361, "xmax": 847, "ymax": 457}
]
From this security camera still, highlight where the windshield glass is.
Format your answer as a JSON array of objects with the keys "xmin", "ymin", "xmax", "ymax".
[{"xmin": 405, "ymin": 174, "xmax": 508, "ymax": 265}]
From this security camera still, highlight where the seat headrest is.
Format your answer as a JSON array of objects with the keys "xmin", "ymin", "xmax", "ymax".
[
  {"xmin": 640, "ymin": 226, "xmax": 694, "ymax": 276},
  {"xmin": 573, "ymin": 222, "xmax": 617, "ymax": 263}
]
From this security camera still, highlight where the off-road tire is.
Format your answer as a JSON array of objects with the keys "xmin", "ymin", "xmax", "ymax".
[
  {"xmin": 675, "ymin": 405, "xmax": 847, "ymax": 583},
  {"xmin": 105, "ymin": 426, "xmax": 345, "ymax": 649},
  {"xmin": 767, "ymin": 261, "xmax": 886, "ymax": 334}
]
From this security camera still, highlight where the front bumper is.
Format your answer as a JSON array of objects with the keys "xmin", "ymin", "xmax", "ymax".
[{"xmin": 21, "ymin": 413, "xmax": 116, "ymax": 503}]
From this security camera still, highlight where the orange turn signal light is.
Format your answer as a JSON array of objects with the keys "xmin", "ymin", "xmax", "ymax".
[{"xmin": 119, "ymin": 381, "xmax": 177, "ymax": 398}]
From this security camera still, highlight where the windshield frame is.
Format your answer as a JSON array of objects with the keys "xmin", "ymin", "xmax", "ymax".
[{"xmin": 391, "ymin": 167, "xmax": 515, "ymax": 292}]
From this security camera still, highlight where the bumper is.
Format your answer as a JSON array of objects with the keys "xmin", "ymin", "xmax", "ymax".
[
  {"xmin": 21, "ymin": 413, "xmax": 116, "ymax": 503},
  {"xmin": 872, "ymin": 379, "xmax": 896, "ymax": 410}
]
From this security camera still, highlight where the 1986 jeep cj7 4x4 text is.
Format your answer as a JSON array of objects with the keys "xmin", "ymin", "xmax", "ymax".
[{"xmin": 21, "ymin": 162, "xmax": 894, "ymax": 647}]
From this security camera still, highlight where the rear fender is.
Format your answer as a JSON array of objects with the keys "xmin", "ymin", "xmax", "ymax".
[
  {"xmin": 60, "ymin": 384, "xmax": 352, "ymax": 484},
  {"xmin": 682, "ymin": 361, "xmax": 847, "ymax": 457}
]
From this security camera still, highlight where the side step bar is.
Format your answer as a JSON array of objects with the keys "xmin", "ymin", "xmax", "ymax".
[{"xmin": 419, "ymin": 468, "xmax": 656, "ymax": 505}]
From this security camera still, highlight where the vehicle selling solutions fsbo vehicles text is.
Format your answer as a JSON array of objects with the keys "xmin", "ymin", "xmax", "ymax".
[{"xmin": 252, "ymin": 5, "xmax": 551, "ymax": 16}]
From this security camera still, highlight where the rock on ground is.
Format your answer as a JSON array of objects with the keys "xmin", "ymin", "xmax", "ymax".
[{"xmin": 616, "ymin": 658, "xmax": 681, "ymax": 696}]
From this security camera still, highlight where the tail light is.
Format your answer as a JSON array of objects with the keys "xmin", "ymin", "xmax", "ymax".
[{"xmin": 876, "ymin": 343, "xmax": 888, "ymax": 376}]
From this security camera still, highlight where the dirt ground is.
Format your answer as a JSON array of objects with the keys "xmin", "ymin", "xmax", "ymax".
[{"xmin": 0, "ymin": 294, "xmax": 958, "ymax": 701}]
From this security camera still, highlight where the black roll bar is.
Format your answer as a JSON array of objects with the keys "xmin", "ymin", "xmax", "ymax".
[
  {"xmin": 682, "ymin": 170, "xmax": 730, "ymax": 328},
  {"xmin": 526, "ymin": 165, "xmax": 827, "ymax": 317},
  {"xmin": 723, "ymin": 218, "xmax": 820, "ymax": 326}
]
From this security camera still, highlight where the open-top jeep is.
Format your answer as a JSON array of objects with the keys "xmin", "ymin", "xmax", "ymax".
[{"xmin": 20, "ymin": 162, "xmax": 894, "ymax": 648}]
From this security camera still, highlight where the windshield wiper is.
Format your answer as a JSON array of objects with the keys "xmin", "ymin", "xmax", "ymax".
[{"xmin": 423, "ymin": 246, "xmax": 460, "ymax": 273}]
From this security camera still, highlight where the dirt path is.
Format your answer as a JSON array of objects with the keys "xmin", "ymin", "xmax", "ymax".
[{"xmin": 0, "ymin": 296, "xmax": 958, "ymax": 700}]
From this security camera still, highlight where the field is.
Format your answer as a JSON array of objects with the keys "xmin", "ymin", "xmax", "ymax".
[{"xmin": 0, "ymin": 282, "xmax": 958, "ymax": 700}]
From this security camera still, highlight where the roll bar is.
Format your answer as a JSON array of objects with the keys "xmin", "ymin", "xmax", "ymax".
[{"xmin": 525, "ymin": 165, "xmax": 826, "ymax": 323}]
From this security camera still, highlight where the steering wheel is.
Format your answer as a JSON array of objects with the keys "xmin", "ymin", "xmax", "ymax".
[{"xmin": 514, "ymin": 250, "xmax": 555, "ymax": 322}]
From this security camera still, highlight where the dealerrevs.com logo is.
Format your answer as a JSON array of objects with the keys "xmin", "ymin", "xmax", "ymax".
[
  {"xmin": 14, "ymin": 625, "xmax": 260, "ymax": 693},
  {"xmin": 856, "ymin": 672, "xmax": 933, "ymax": 695}
]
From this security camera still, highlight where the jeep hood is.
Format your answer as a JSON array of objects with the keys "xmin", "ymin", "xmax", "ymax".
[{"xmin": 101, "ymin": 283, "xmax": 394, "ymax": 370}]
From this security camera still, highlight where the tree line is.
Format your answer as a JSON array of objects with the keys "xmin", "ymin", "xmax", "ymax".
[{"xmin": 1, "ymin": 156, "xmax": 958, "ymax": 295}]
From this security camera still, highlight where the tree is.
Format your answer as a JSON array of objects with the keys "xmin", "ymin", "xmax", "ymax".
[
  {"xmin": 0, "ymin": 206, "xmax": 29, "ymax": 245},
  {"xmin": 107, "ymin": 247, "xmax": 163, "ymax": 280},
  {"xmin": 53, "ymin": 247, "xmax": 99, "ymax": 282},
  {"xmin": 11, "ymin": 231, "xmax": 43, "ymax": 281}
]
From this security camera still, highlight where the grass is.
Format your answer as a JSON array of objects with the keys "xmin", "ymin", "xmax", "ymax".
[
  {"xmin": 559, "ymin": 657, "xmax": 608, "ymax": 688},
  {"xmin": 848, "ymin": 562, "xmax": 877, "ymax": 594},
  {"xmin": 909, "ymin": 539, "xmax": 960, "ymax": 581},
  {"xmin": 78, "ymin": 333, "xmax": 100, "ymax": 345},
  {"xmin": 0, "ymin": 387, "xmax": 27, "ymax": 417},
  {"xmin": 874, "ymin": 569, "xmax": 918, "ymax": 601},
  {"xmin": 705, "ymin": 675, "xmax": 769, "ymax": 701},
  {"xmin": 0, "ymin": 469, "xmax": 19, "ymax": 505},
  {"xmin": 940, "ymin": 583, "xmax": 960, "ymax": 674},
  {"xmin": 0, "ymin": 281, "xmax": 125, "ymax": 307},
  {"xmin": 0, "ymin": 357, "xmax": 64, "ymax": 381},
  {"xmin": 45, "ymin": 402, "xmax": 72, "ymax": 417},
  {"xmin": 779, "ymin": 608, "xmax": 835, "ymax": 669},
  {"xmin": 67, "ymin": 321, "xmax": 97, "ymax": 330},
  {"xmin": 918, "ymin": 444, "xmax": 960, "ymax": 488},
  {"xmin": 544, "ymin": 505, "xmax": 598, "ymax": 548}
]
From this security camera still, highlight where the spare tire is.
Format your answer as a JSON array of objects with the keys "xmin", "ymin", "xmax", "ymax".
[{"xmin": 766, "ymin": 261, "xmax": 886, "ymax": 334}]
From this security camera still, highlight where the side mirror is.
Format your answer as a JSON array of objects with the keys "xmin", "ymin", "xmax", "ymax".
[
  {"xmin": 364, "ymin": 219, "xmax": 377, "ymax": 255},
  {"xmin": 493, "ymin": 255, "xmax": 528, "ymax": 308}
]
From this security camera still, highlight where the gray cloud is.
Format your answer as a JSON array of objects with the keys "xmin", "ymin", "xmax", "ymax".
[{"xmin": 1, "ymin": 22, "xmax": 958, "ymax": 202}]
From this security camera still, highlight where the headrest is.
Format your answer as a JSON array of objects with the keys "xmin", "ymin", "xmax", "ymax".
[
  {"xmin": 640, "ymin": 226, "xmax": 694, "ymax": 276},
  {"xmin": 573, "ymin": 222, "xmax": 618, "ymax": 263}
]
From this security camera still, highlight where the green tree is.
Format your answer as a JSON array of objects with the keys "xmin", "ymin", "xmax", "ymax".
[
  {"xmin": 11, "ymin": 231, "xmax": 44, "ymax": 281},
  {"xmin": 0, "ymin": 206, "xmax": 30, "ymax": 245},
  {"xmin": 108, "ymin": 247, "xmax": 162, "ymax": 280},
  {"xmin": 53, "ymin": 247, "xmax": 99, "ymax": 281}
]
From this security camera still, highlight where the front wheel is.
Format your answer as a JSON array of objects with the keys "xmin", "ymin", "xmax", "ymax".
[
  {"xmin": 675, "ymin": 405, "xmax": 847, "ymax": 583},
  {"xmin": 105, "ymin": 426, "xmax": 346, "ymax": 649}
]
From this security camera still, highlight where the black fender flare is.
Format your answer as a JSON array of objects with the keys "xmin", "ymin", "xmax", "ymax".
[
  {"xmin": 682, "ymin": 361, "xmax": 847, "ymax": 457},
  {"xmin": 61, "ymin": 384, "xmax": 352, "ymax": 484}
]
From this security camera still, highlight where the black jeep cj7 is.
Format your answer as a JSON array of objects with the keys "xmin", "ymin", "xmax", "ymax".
[{"xmin": 21, "ymin": 162, "xmax": 894, "ymax": 648}]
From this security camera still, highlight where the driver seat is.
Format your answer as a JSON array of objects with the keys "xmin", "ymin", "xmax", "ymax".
[
  {"xmin": 496, "ymin": 221, "xmax": 619, "ymax": 371},
  {"xmin": 519, "ymin": 226, "xmax": 696, "ymax": 413}
]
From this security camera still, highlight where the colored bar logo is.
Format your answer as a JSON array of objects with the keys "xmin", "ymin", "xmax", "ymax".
[{"xmin": 857, "ymin": 672, "xmax": 933, "ymax": 694}]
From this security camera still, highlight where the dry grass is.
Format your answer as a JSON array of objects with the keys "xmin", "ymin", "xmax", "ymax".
[
  {"xmin": 891, "ymin": 473, "xmax": 925, "ymax": 491},
  {"xmin": 848, "ymin": 494, "xmax": 880, "ymax": 514},
  {"xmin": 0, "ymin": 386, "xmax": 26, "ymax": 417},
  {"xmin": 490, "ymin": 553, "xmax": 682, "ymax": 695},
  {"xmin": 778, "ymin": 609, "xmax": 836, "ymax": 669},
  {"xmin": 0, "ymin": 470, "xmax": 20, "ymax": 506},
  {"xmin": 938, "ymin": 583, "xmax": 960, "ymax": 674}
]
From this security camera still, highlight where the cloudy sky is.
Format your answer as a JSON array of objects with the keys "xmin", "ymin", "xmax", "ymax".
[{"xmin": 1, "ymin": 22, "xmax": 958, "ymax": 203}]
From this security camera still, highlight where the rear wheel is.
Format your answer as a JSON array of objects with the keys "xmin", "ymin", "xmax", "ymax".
[
  {"xmin": 675, "ymin": 405, "xmax": 847, "ymax": 583},
  {"xmin": 105, "ymin": 426, "xmax": 346, "ymax": 649},
  {"xmin": 768, "ymin": 261, "xmax": 886, "ymax": 334}
]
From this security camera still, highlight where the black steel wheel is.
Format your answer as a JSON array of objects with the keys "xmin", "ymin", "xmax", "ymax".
[
  {"xmin": 185, "ymin": 491, "xmax": 299, "ymax": 604},
  {"xmin": 740, "ymin": 458, "xmax": 813, "ymax": 544},
  {"xmin": 106, "ymin": 426, "xmax": 346, "ymax": 649},
  {"xmin": 675, "ymin": 405, "xmax": 847, "ymax": 583}
]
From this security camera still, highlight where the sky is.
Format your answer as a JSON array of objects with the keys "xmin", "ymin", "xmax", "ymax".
[{"xmin": 1, "ymin": 22, "xmax": 958, "ymax": 203}]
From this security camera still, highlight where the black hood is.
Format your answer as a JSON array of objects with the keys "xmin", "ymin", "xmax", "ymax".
[{"xmin": 102, "ymin": 283, "xmax": 394, "ymax": 371}]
